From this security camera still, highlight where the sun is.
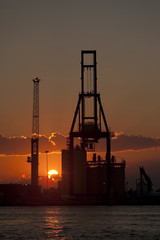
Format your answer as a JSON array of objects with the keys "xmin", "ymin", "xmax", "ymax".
[{"xmin": 48, "ymin": 169, "xmax": 58, "ymax": 179}]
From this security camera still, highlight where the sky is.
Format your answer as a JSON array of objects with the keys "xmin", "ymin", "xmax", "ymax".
[{"xmin": 0, "ymin": 0, "xmax": 160, "ymax": 189}]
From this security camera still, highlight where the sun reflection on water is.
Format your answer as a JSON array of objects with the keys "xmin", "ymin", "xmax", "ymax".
[{"xmin": 44, "ymin": 208, "xmax": 66, "ymax": 239}]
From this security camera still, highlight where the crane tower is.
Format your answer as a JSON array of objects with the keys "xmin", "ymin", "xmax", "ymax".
[{"xmin": 28, "ymin": 77, "xmax": 40, "ymax": 186}]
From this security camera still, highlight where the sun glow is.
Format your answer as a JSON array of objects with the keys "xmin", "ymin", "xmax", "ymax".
[{"xmin": 48, "ymin": 169, "xmax": 58, "ymax": 179}]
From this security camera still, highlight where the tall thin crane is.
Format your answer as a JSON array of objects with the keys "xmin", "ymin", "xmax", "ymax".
[{"xmin": 27, "ymin": 77, "xmax": 40, "ymax": 187}]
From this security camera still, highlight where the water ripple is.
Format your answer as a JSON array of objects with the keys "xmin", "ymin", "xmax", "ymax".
[{"xmin": 0, "ymin": 206, "xmax": 160, "ymax": 239}]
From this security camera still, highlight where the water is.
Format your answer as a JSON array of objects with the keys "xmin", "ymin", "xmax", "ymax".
[{"xmin": 0, "ymin": 206, "xmax": 160, "ymax": 239}]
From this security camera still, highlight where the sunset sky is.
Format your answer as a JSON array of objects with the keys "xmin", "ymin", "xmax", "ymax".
[{"xmin": 1, "ymin": 1, "xmax": 160, "ymax": 189}]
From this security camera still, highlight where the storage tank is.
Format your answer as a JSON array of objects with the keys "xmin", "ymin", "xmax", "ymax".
[{"xmin": 62, "ymin": 149, "xmax": 87, "ymax": 196}]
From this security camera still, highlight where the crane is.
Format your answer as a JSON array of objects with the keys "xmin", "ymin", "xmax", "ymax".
[{"xmin": 27, "ymin": 77, "xmax": 40, "ymax": 187}]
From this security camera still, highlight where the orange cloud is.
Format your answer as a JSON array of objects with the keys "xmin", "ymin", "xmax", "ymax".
[
  {"xmin": 0, "ymin": 132, "xmax": 160, "ymax": 156},
  {"xmin": 48, "ymin": 132, "xmax": 67, "ymax": 149}
]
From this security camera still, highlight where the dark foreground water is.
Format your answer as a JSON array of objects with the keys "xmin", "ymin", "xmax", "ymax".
[{"xmin": 0, "ymin": 206, "xmax": 160, "ymax": 239}]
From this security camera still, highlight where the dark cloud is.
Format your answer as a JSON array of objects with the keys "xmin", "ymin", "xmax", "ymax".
[
  {"xmin": 0, "ymin": 133, "xmax": 58, "ymax": 155},
  {"xmin": 96, "ymin": 134, "xmax": 160, "ymax": 152},
  {"xmin": 0, "ymin": 134, "xmax": 30, "ymax": 155},
  {"xmin": 0, "ymin": 132, "xmax": 160, "ymax": 155},
  {"xmin": 112, "ymin": 134, "xmax": 160, "ymax": 152},
  {"xmin": 39, "ymin": 135, "xmax": 55, "ymax": 153},
  {"xmin": 48, "ymin": 132, "xmax": 66, "ymax": 151}
]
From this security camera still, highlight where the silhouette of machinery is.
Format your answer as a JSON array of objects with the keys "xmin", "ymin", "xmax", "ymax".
[
  {"xmin": 27, "ymin": 77, "xmax": 40, "ymax": 187},
  {"xmin": 62, "ymin": 51, "xmax": 125, "ymax": 198},
  {"xmin": 136, "ymin": 166, "xmax": 153, "ymax": 196}
]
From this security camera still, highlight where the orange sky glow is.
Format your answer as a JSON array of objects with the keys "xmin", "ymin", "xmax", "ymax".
[{"xmin": 1, "ymin": 1, "xmax": 160, "ymax": 190}]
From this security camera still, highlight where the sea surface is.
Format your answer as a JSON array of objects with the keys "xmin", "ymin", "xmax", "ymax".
[{"xmin": 0, "ymin": 205, "xmax": 160, "ymax": 239}]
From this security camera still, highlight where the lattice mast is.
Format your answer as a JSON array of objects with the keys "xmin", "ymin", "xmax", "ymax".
[{"xmin": 31, "ymin": 77, "xmax": 40, "ymax": 186}]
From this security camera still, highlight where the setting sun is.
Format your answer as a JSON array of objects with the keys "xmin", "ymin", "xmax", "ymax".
[{"xmin": 48, "ymin": 169, "xmax": 58, "ymax": 179}]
